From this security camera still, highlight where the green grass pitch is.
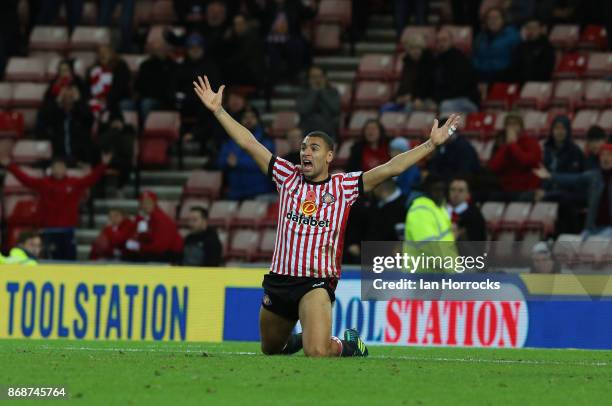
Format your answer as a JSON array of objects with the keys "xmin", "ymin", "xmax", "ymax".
[{"xmin": 1, "ymin": 340, "xmax": 611, "ymax": 405}]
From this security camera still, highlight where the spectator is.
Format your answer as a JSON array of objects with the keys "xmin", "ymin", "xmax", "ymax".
[
  {"xmin": 183, "ymin": 206, "xmax": 222, "ymax": 266},
  {"xmin": 37, "ymin": 85, "xmax": 95, "ymax": 166},
  {"xmin": 173, "ymin": 0, "xmax": 207, "ymax": 32},
  {"xmin": 217, "ymin": 107, "xmax": 275, "ymax": 199},
  {"xmin": 296, "ymin": 66, "xmax": 341, "ymax": 139},
  {"xmin": 36, "ymin": 0, "xmax": 82, "ymax": 31},
  {"xmin": 124, "ymin": 191, "xmax": 184, "ymax": 262},
  {"xmin": 488, "ymin": 113, "xmax": 542, "ymax": 199},
  {"xmin": 388, "ymin": 137, "xmax": 421, "ymax": 197},
  {"xmin": 543, "ymin": 115, "xmax": 584, "ymax": 174},
  {"xmin": 3, "ymin": 230, "xmax": 42, "ymax": 266},
  {"xmin": 368, "ymin": 178, "xmax": 407, "ymax": 241},
  {"xmin": 222, "ymin": 13, "xmax": 266, "ymax": 89},
  {"xmin": 199, "ymin": 0, "xmax": 230, "ymax": 58},
  {"xmin": 428, "ymin": 124, "xmax": 481, "ymax": 181},
  {"xmin": 383, "ymin": 34, "xmax": 434, "ymax": 112},
  {"xmin": 133, "ymin": 39, "xmax": 178, "ymax": 120},
  {"xmin": 44, "ymin": 59, "xmax": 87, "ymax": 104},
  {"xmin": 90, "ymin": 208, "xmax": 134, "ymax": 260},
  {"xmin": 97, "ymin": 110, "xmax": 136, "ymax": 193},
  {"xmin": 530, "ymin": 242, "xmax": 559, "ymax": 273},
  {"xmin": 511, "ymin": 18, "xmax": 555, "ymax": 83},
  {"xmin": 393, "ymin": 0, "xmax": 427, "ymax": 38},
  {"xmin": 447, "ymin": 177, "xmax": 487, "ymax": 241},
  {"xmin": 585, "ymin": 126, "xmax": 607, "ymax": 170},
  {"xmin": 98, "ymin": 0, "xmax": 135, "ymax": 52},
  {"xmin": 0, "ymin": 154, "xmax": 112, "ymax": 260},
  {"xmin": 347, "ymin": 119, "xmax": 390, "ymax": 172},
  {"xmin": 282, "ymin": 127, "xmax": 302, "ymax": 165},
  {"xmin": 432, "ymin": 28, "xmax": 480, "ymax": 113},
  {"xmin": 473, "ymin": 7, "xmax": 521, "ymax": 82},
  {"xmin": 87, "ymin": 44, "xmax": 132, "ymax": 114}
]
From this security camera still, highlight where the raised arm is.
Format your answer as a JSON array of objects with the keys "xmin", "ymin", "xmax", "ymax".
[
  {"xmin": 193, "ymin": 75, "xmax": 272, "ymax": 173},
  {"xmin": 362, "ymin": 114, "xmax": 461, "ymax": 193}
]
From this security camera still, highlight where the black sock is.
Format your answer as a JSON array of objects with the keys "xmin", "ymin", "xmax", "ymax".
[
  {"xmin": 280, "ymin": 333, "xmax": 303, "ymax": 355},
  {"xmin": 340, "ymin": 339, "xmax": 355, "ymax": 357}
]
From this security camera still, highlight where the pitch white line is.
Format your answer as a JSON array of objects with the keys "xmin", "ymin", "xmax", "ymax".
[{"xmin": 27, "ymin": 346, "xmax": 612, "ymax": 367}]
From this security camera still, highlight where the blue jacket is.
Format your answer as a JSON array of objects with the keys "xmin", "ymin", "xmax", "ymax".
[
  {"xmin": 473, "ymin": 26, "xmax": 521, "ymax": 80},
  {"xmin": 217, "ymin": 125, "xmax": 275, "ymax": 199}
]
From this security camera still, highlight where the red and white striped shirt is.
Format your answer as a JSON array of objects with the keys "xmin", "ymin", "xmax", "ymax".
[{"xmin": 268, "ymin": 156, "xmax": 363, "ymax": 278}]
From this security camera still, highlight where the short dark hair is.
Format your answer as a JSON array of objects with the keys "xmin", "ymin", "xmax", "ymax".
[
  {"xmin": 304, "ymin": 131, "xmax": 335, "ymax": 152},
  {"xmin": 586, "ymin": 125, "xmax": 606, "ymax": 141},
  {"xmin": 450, "ymin": 176, "xmax": 471, "ymax": 192},
  {"xmin": 190, "ymin": 206, "xmax": 209, "ymax": 219},
  {"xmin": 17, "ymin": 230, "xmax": 40, "ymax": 245}
]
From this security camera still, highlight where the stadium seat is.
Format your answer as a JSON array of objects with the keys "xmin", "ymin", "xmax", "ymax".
[
  {"xmin": 11, "ymin": 109, "xmax": 37, "ymax": 132},
  {"xmin": 4, "ymin": 57, "xmax": 46, "ymax": 82},
  {"xmin": 481, "ymin": 201, "xmax": 506, "ymax": 233},
  {"xmin": 579, "ymin": 25, "xmax": 608, "ymax": 50},
  {"xmin": 183, "ymin": 170, "xmax": 222, "ymax": 200},
  {"xmin": 483, "ymin": 83, "xmax": 520, "ymax": 109},
  {"xmin": 518, "ymin": 230, "xmax": 544, "ymax": 259},
  {"xmin": 255, "ymin": 229, "xmax": 276, "ymax": 260},
  {"xmin": 471, "ymin": 139, "xmax": 494, "ymax": 162},
  {"xmin": 356, "ymin": 54, "xmax": 394, "ymax": 80},
  {"xmin": 353, "ymin": 81, "xmax": 391, "ymax": 108},
  {"xmin": 143, "ymin": 111, "xmax": 180, "ymax": 141},
  {"xmin": 29, "ymin": 26, "xmax": 69, "ymax": 51},
  {"xmin": 571, "ymin": 110, "xmax": 600, "ymax": 137},
  {"xmin": 10, "ymin": 83, "xmax": 46, "ymax": 108},
  {"xmin": 333, "ymin": 139, "xmax": 354, "ymax": 168},
  {"xmin": 549, "ymin": 24, "xmax": 580, "ymax": 49},
  {"xmin": 404, "ymin": 111, "xmax": 435, "ymax": 137},
  {"xmin": 70, "ymin": 27, "xmax": 111, "ymax": 50},
  {"xmin": 584, "ymin": 80, "xmax": 612, "ymax": 107},
  {"xmin": 270, "ymin": 111, "xmax": 299, "ymax": 138},
  {"xmin": 576, "ymin": 236, "xmax": 611, "ymax": 269},
  {"xmin": 332, "ymin": 82, "xmax": 352, "ymax": 111},
  {"xmin": 260, "ymin": 201, "xmax": 280, "ymax": 228},
  {"xmin": 317, "ymin": 0, "xmax": 352, "ymax": 28},
  {"xmin": 524, "ymin": 202, "xmax": 558, "ymax": 236},
  {"xmin": 274, "ymin": 139, "xmax": 290, "ymax": 158},
  {"xmin": 516, "ymin": 82, "xmax": 553, "ymax": 109},
  {"xmin": 67, "ymin": 51, "xmax": 97, "ymax": 75},
  {"xmin": 552, "ymin": 233, "xmax": 582, "ymax": 266},
  {"xmin": 521, "ymin": 110, "xmax": 549, "ymax": 137},
  {"xmin": 6, "ymin": 196, "xmax": 39, "ymax": 227},
  {"xmin": 0, "ymin": 111, "xmax": 24, "ymax": 138},
  {"xmin": 461, "ymin": 112, "xmax": 496, "ymax": 138},
  {"xmin": 551, "ymin": 80, "xmax": 585, "ymax": 109},
  {"xmin": 151, "ymin": 0, "xmax": 177, "ymax": 24},
  {"xmin": 232, "ymin": 200, "xmax": 269, "ymax": 228},
  {"xmin": 0, "ymin": 83, "xmax": 12, "ymax": 108},
  {"xmin": 399, "ymin": 26, "xmax": 436, "ymax": 50},
  {"xmin": 227, "ymin": 229, "xmax": 260, "ymax": 261},
  {"xmin": 208, "ymin": 200, "xmax": 240, "ymax": 228},
  {"xmin": 217, "ymin": 228, "xmax": 228, "ymax": 259},
  {"xmin": 313, "ymin": 23, "xmax": 341, "ymax": 52},
  {"xmin": 341, "ymin": 110, "xmax": 378, "ymax": 138},
  {"xmin": 585, "ymin": 52, "xmax": 612, "ymax": 78},
  {"xmin": 553, "ymin": 52, "xmax": 588, "ymax": 79},
  {"xmin": 156, "ymin": 200, "xmax": 177, "ymax": 219},
  {"xmin": 11, "ymin": 140, "xmax": 52, "ymax": 164},
  {"xmin": 380, "ymin": 111, "xmax": 408, "ymax": 137},
  {"xmin": 442, "ymin": 25, "xmax": 473, "ymax": 54},
  {"xmin": 138, "ymin": 138, "xmax": 169, "ymax": 166},
  {"xmin": 3, "ymin": 167, "xmax": 43, "ymax": 195},
  {"xmin": 121, "ymin": 54, "xmax": 148, "ymax": 74},
  {"xmin": 499, "ymin": 202, "xmax": 532, "ymax": 231},
  {"xmin": 178, "ymin": 198, "xmax": 210, "ymax": 226},
  {"xmin": 597, "ymin": 109, "xmax": 612, "ymax": 132}
]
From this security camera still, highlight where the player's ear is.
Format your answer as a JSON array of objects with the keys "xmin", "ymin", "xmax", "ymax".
[{"xmin": 326, "ymin": 149, "xmax": 333, "ymax": 164}]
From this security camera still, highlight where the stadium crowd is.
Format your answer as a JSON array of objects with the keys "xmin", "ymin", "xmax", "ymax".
[{"xmin": 0, "ymin": 0, "xmax": 611, "ymax": 271}]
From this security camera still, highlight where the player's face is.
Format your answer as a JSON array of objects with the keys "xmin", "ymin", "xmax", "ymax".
[{"xmin": 300, "ymin": 136, "xmax": 332, "ymax": 179}]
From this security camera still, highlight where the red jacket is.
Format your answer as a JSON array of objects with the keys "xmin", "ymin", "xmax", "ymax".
[
  {"xmin": 488, "ymin": 135, "xmax": 542, "ymax": 192},
  {"xmin": 8, "ymin": 163, "xmax": 107, "ymax": 227},
  {"xmin": 90, "ymin": 218, "xmax": 134, "ymax": 260},
  {"xmin": 130, "ymin": 207, "xmax": 183, "ymax": 255}
]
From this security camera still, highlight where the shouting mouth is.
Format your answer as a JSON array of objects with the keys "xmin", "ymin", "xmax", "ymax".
[{"xmin": 302, "ymin": 159, "xmax": 313, "ymax": 171}]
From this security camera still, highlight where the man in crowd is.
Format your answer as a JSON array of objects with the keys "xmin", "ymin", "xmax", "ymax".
[
  {"xmin": 1, "ymin": 230, "xmax": 42, "ymax": 265},
  {"xmin": 511, "ymin": 18, "xmax": 555, "ymax": 83},
  {"xmin": 585, "ymin": 126, "xmax": 608, "ymax": 170},
  {"xmin": 296, "ymin": 66, "xmax": 341, "ymax": 140},
  {"xmin": 447, "ymin": 177, "xmax": 487, "ymax": 259},
  {"xmin": 90, "ymin": 208, "xmax": 134, "ymax": 260},
  {"xmin": 369, "ymin": 178, "xmax": 407, "ymax": 241},
  {"xmin": 183, "ymin": 206, "xmax": 222, "ymax": 266}
]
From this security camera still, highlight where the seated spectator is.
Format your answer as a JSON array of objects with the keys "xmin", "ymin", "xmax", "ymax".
[
  {"xmin": 368, "ymin": 178, "xmax": 407, "ymax": 241},
  {"xmin": 529, "ymin": 242, "xmax": 560, "ymax": 274},
  {"xmin": 0, "ymin": 154, "xmax": 112, "ymax": 260},
  {"xmin": 382, "ymin": 34, "xmax": 434, "ymax": 113},
  {"xmin": 133, "ymin": 39, "xmax": 178, "ymax": 120},
  {"xmin": 90, "ymin": 208, "xmax": 134, "ymax": 260},
  {"xmin": 199, "ymin": 0, "xmax": 230, "ymax": 58},
  {"xmin": 44, "ymin": 59, "xmax": 86, "ymax": 105},
  {"xmin": 511, "ymin": 18, "xmax": 555, "ymax": 83},
  {"xmin": 488, "ymin": 113, "xmax": 542, "ymax": 199},
  {"xmin": 37, "ymin": 85, "xmax": 94, "ymax": 166},
  {"xmin": 283, "ymin": 127, "xmax": 302, "ymax": 165},
  {"xmin": 124, "ymin": 191, "xmax": 184, "ymax": 262},
  {"xmin": 2, "ymin": 230, "xmax": 42, "ymax": 266},
  {"xmin": 543, "ymin": 115, "xmax": 584, "ymax": 174},
  {"xmin": 585, "ymin": 126, "xmax": 608, "ymax": 170},
  {"xmin": 87, "ymin": 44, "xmax": 132, "ymax": 114},
  {"xmin": 217, "ymin": 107, "xmax": 275, "ymax": 199},
  {"xmin": 183, "ymin": 206, "xmax": 222, "ymax": 266},
  {"xmin": 97, "ymin": 111, "xmax": 136, "ymax": 194},
  {"xmin": 432, "ymin": 28, "xmax": 480, "ymax": 113},
  {"xmin": 296, "ymin": 66, "xmax": 341, "ymax": 139},
  {"xmin": 222, "ymin": 13, "xmax": 266, "ymax": 89},
  {"xmin": 447, "ymin": 177, "xmax": 486, "ymax": 241},
  {"xmin": 473, "ymin": 7, "xmax": 521, "ymax": 82},
  {"xmin": 388, "ymin": 137, "xmax": 421, "ymax": 197},
  {"xmin": 428, "ymin": 123, "xmax": 481, "ymax": 181},
  {"xmin": 347, "ymin": 119, "xmax": 390, "ymax": 172}
]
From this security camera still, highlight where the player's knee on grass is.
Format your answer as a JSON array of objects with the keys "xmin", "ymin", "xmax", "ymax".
[
  {"xmin": 302, "ymin": 338, "xmax": 335, "ymax": 357},
  {"xmin": 260, "ymin": 340, "xmax": 285, "ymax": 355}
]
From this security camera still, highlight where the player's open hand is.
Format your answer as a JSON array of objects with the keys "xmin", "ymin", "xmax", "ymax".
[
  {"xmin": 193, "ymin": 75, "xmax": 225, "ymax": 114},
  {"xmin": 430, "ymin": 113, "xmax": 461, "ymax": 146}
]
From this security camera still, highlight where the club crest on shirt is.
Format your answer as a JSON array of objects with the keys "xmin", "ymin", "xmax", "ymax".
[
  {"xmin": 301, "ymin": 190, "xmax": 318, "ymax": 216},
  {"xmin": 321, "ymin": 192, "xmax": 336, "ymax": 204}
]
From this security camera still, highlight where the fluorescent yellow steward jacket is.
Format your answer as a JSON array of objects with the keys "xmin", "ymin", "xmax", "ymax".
[
  {"xmin": 2, "ymin": 248, "xmax": 38, "ymax": 266},
  {"xmin": 404, "ymin": 196, "xmax": 457, "ymax": 272}
]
